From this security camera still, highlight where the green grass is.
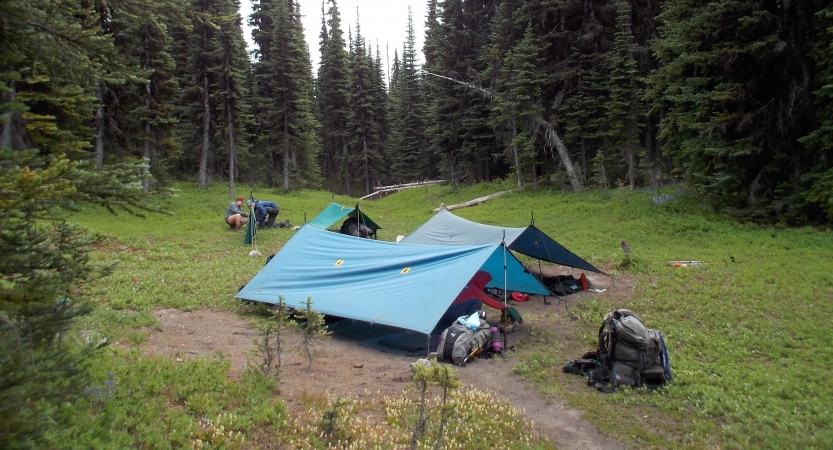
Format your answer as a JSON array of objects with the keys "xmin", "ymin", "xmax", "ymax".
[{"xmin": 65, "ymin": 181, "xmax": 833, "ymax": 449}]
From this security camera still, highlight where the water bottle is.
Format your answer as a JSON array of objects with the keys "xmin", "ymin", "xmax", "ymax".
[{"xmin": 490, "ymin": 326, "xmax": 501, "ymax": 352}]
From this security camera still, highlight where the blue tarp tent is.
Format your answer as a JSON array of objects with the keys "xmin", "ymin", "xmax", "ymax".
[
  {"xmin": 236, "ymin": 225, "xmax": 548, "ymax": 334},
  {"xmin": 308, "ymin": 202, "xmax": 382, "ymax": 232},
  {"xmin": 401, "ymin": 209, "xmax": 604, "ymax": 274}
]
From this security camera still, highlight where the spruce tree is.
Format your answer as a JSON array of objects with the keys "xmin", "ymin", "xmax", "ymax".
[
  {"xmin": 420, "ymin": 0, "xmax": 443, "ymax": 179},
  {"xmin": 799, "ymin": 4, "xmax": 833, "ymax": 221},
  {"xmin": 211, "ymin": 0, "xmax": 253, "ymax": 199},
  {"xmin": 492, "ymin": 24, "xmax": 547, "ymax": 188},
  {"xmin": 370, "ymin": 44, "xmax": 391, "ymax": 184},
  {"xmin": 88, "ymin": 0, "xmax": 184, "ymax": 193},
  {"xmin": 1, "ymin": 2, "xmax": 169, "ymax": 445},
  {"xmin": 648, "ymin": 0, "xmax": 820, "ymax": 220},
  {"xmin": 0, "ymin": 0, "xmax": 115, "ymax": 159},
  {"xmin": 603, "ymin": 0, "xmax": 643, "ymax": 188},
  {"xmin": 251, "ymin": 0, "xmax": 321, "ymax": 192},
  {"xmin": 426, "ymin": 0, "xmax": 501, "ymax": 184},
  {"xmin": 317, "ymin": 0, "xmax": 354, "ymax": 186},
  {"xmin": 344, "ymin": 17, "xmax": 384, "ymax": 195},
  {"xmin": 174, "ymin": 0, "xmax": 221, "ymax": 188},
  {"xmin": 389, "ymin": 8, "xmax": 425, "ymax": 182}
]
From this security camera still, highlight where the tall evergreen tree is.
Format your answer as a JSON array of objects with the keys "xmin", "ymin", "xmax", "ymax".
[
  {"xmin": 603, "ymin": 0, "xmax": 643, "ymax": 188},
  {"xmin": 174, "ymin": 0, "xmax": 221, "ymax": 188},
  {"xmin": 343, "ymin": 16, "xmax": 384, "ymax": 195},
  {"xmin": 425, "ymin": 0, "xmax": 501, "ymax": 184},
  {"xmin": 317, "ymin": 0, "xmax": 353, "ymax": 186},
  {"xmin": 251, "ymin": 0, "xmax": 321, "ymax": 192},
  {"xmin": 89, "ymin": 0, "xmax": 184, "ymax": 193},
  {"xmin": 648, "ymin": 0, "xmax": 820, "ymax": 220},
  {"xmin": 0, "ymin": 0, "xmax": 170, "ymax": 445},
  {"xmin": 492, "ymin": 23, "xmax": 547, "ymax": 188},
  {"xmin": 0, "ymin": 0, "xmax": 113, "ymax": 158},
  {"xmin": 211, "ymin": 0, "xmax": 253, "ymax": 199},
  {"xmin": 799, "ymin": 4, "xmax": 833, "ymax": 220},
  {"xmin": 389, "ymin": 8, "xmax": 425, "ymax": 182},
  {"xmin": 370, "ymin": 43, "xmax": 391, "ymax": 184}
]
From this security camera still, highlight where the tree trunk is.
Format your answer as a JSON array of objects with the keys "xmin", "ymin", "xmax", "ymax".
[
  {"xmin": 344, "ymin": 142, "xmax": 351, "ymax": 196},
  {"xmin": 198, "ymin": 73, "xmax": 211, "ymax": 189},
  {"xmin": 228, "ymin": 105, "xmax": 236, "ymax": 201},
  {"xmin": 142, "ymin": 82, "xmax": 152, "ymax": 193},
  {"xmin": 644, "ymin": 104, "xmax": 654, "ymax": 164},
  {"xmin": 435, "ymin": 190, "xmax": 510, "ymax": 212},
  {"xmin": 0, "ymin": 82, "xmax": 11, "ymax": 150},
  {"xmin": 535, "ymin": 115, "xmax": 582, "ymax": 191},
  {"xmin": 510, "ymin": 119, "xmax": 522, "ymax": 188},
  {"xmin": 363, "ymin": 136, "xmax": 370, "ymax": 195},
  {"xmin": 283, "ymin": 116, "xmax": 290, "ymax": 193},
  {"xmin": 532, "ymin": 152, "xmax": 538, "ymax": 189},
  {"xmin": 94, "ymin": 82, "xmax": 105, "ymax": 169},
  {"xmin": 1, "ymin": 81, "xmax": 23, "ymax": 151}
]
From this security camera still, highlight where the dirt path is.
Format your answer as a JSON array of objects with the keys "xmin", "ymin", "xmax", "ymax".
[{"xmin": 140, "ymin": 270, "xmax": 626, "ymax": 449}]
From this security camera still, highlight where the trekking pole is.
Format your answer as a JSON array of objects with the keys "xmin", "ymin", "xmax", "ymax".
[
  {"xmin": 461, "ymin": 343, "xmax": 485, "ymax": 366},
  {"xmin": 502, "ymin": 231, "xmax": 508, "ymax": 352}
]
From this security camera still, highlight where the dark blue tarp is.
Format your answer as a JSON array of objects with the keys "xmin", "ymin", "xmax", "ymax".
[{"xmin": 401, "ymin": 209, "xmax": 603, "ymax": 274}]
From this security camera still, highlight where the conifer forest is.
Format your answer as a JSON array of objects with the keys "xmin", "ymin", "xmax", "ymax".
[{"xmin": 2, "ymin": 0, "xmax": 832, "ymax": 221}]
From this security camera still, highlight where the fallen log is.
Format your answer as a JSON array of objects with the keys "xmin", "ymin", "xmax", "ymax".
[
  {"xmin": 360, "ymin": 180, "xmax": 445, "ymax": 200},
  {"xmin": 433, "ymin": 190, "xmax": 511, "ymax": 212}
]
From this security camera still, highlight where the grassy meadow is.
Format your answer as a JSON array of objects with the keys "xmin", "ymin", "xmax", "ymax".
[{"xmin": 61, "ymin": 180, "xmax": 832, "ymax": 449}]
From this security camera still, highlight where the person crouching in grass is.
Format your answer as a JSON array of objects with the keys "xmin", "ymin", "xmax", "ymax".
[{"xmin": 225, "ymin": 195, "xmax": 249, "ymax": 231}]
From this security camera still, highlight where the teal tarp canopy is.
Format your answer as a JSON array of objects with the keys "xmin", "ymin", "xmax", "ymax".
[
  {"xmin": 308, "ymin": 202, "xmax": 381, "ymax": 231},
  {"xmin": 401, "ymin": 209, "xmax": 603, "ymax": 274},
  {"xmin": 236, "ymin": 225, "xmax": 548, "ymax": 334}
]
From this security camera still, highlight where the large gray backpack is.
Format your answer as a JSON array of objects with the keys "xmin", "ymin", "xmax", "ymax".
[
  {"xmin": 437, "ymin": 320, "xmax": 490, "ymax": 365},
  {"xmin": 596, "ymin": 309, "xmax": 671, "ymax": 389}
]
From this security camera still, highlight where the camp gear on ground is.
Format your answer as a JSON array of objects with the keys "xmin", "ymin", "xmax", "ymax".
[
  {"xmin": 309, "ymin": 202, "xmax": 382, "ymax": 235},
  {"xmin": 511, "ymin": 292, "xmax": 530, "ymax": 301},
  {"xmin": 562, "ymin": 358, "xmax": 600, "ymax": 376},
  {"xmin": 435, "ymin": 299, "xmax": 482, "ymax": 334},
  {"xmin": 490, "ymin": 327, "xmax": 502, "ymax": 352},
  {"xmin": 437, "ymin": 319, "xmax": 491, "ymax": 365},
  {"xmin": 564, "ymin": 309, "xmax": 671, "ymax": 391},
  {"xmin": 461, "ymin": 312, "xmax": 481, "ymax": 330},
  {"xmin": 340, "ymin": 217, "xmax": 376, "ymax": 238},
  {"xmin": 540, "ymin": 274, "xmax": 586, "ymax": 296},
  {"xmin": 500, "ymin": 307, "xmax": 523, "ymax": 332}
]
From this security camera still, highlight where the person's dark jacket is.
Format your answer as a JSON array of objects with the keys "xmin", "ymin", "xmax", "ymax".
[{"xmin": 253, "ymin": 200, "xmax": 278, "ymax": 224}]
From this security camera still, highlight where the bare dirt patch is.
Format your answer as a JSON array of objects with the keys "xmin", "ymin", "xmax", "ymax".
[{"xmin": 141, "ymin": 269, "xmax": 630, "ymax": 449}]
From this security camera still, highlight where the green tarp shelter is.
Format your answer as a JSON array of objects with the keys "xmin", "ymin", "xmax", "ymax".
[{"xmin": 308, "ymin": 202, "xmax": 381, "ymax": 232}]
